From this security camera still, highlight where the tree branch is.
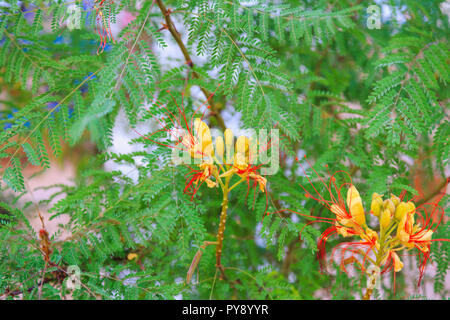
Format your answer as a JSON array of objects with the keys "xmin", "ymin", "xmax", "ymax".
[
  {"xmin": 155, "ymin": 0, "xmax": 226, "ymax": 131},
  {"xmin": 416, "ymin": 177, "xmax": 449, "ymax": 207}
]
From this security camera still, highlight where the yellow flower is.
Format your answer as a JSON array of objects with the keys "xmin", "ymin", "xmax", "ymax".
[
  {"xmin": 346, "ymin": 185, "xmax": 366, "ymax": 226},
  {"xmin": 370, "ymin": 192, "xmax": 383, "ymax": 217},
  {"xmin": 220, "ymin": 134, "xmax": 266, "ymax": 192},
  {"xmin": 414, "ymin": 229, "xmax": 433, "ymax": 252},
  {"xmin": 394, "ymin": 201, "xmax": 415, "ymax": 221},
  {"xmin": 396, "ymin": 210, "xmax": 419, "ymax": 250},
  {"xmin": 330, "ymin": 205, "xmax": 354, "ymax": 237},
  {"xmin": 249, "ymin": 172, "xmax": 267, "ymax": 192},
  {"xmin": 361, "ymin": 227, "xmax": 378, "ymax": 243},
  {"xmin": 330, "ymin": 205, "xmax": 365, "ymax": 238},
  {"xmin": 198, "ymin": 162, "xmax": 217, "ymax": 187},
  {"xmin": 334, "ymin": 221, "xmax": 352, "ymax": 237}
]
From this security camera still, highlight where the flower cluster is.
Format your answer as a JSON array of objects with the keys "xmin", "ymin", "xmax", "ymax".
[
  {"xmin": 276, "ymin": 157, "xmax": 448, "ymax": 294},
  {"xmin": 181, "ymin": 118, "xmax": 267, "ymax": 199},
  {"xmin": 134, "ymin": 89, "xmax": 268, "ymax": 200}
]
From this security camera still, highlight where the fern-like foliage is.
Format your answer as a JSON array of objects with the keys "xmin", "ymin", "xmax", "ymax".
[{"xmin": 0, "ymin": 0, "xmax": 448, "ymax": 300}]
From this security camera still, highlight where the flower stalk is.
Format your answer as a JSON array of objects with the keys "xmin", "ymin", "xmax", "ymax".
[
  {"xmin": 181, "ymin": 119, "xmax": 268, "ymax": 284},
  {"xmin": 216, "ymin": 176, "xmax": 230, "ymax": 278}
]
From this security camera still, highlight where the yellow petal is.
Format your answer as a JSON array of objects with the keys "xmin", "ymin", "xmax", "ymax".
[
  {"xmin": 417, "ymin": 229, "xmax": 433, "ymax": 242},
  {"xmin": 258, "ymin": 177, "xmax": 267, "ymax": 192},
  {"xmin": 219, "ymin": 168, "xmax": 236, "ymax": 178},
  {"xmin": 346, "ymin": 185, "xmax": 366, "ymax": 226},
  {"xmin": 233, "ymin": 152, "xmax": 248, "ymax": 170},
  {"xmin": 335, "ymin": 221, "xmax": 351, "ymax": 237},
  {"xmin": 249, "ymin": 172, "xmax": 267, "ymax": 192},
  {"xmin": 396, "ymin": 215, "xmax": 410, "ymax": 243},
  {"xmin": 392, "ymin": 252, "xmax": 404, "ymax": 272}
]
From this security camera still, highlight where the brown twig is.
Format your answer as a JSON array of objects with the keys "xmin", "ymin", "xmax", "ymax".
[
  {"xmin": 416, "ymin": 177, "xmax": 449, "ymax": 207},
  {"xmin": 155, "ymin": 0, "xmax": 226, "ymax": 131}
]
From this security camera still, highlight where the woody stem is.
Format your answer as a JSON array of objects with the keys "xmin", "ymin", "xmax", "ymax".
[{"xmin": 216, "ymin": 177, "xmax": 230, "ymax": 278}]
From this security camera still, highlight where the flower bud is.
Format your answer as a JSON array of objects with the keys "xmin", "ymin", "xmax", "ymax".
[
  {"xmin": 364, "ymin": 228, "xmax": 378, "ymax": 242},
  {"xmin": 235, "ymin": 136, "xmax": 250, "ymax": 164},
  {"xmin": 381, "ymin": 209, "xmax": 391, "ymax": 230},
  {"xmin": 394, "ymin": 202, "xmax": 408, "ymax": 220},
  {"xmin": 383, "ymin": 199, "xmax": 395, "ymax": 215},
  {"xmin": 224, "ymin": 128, "xmax": 234, "ymax": 163},
  {"xmin": 390, "ymin": 194, "xmax": 400, "ymax": 207},
  {"xmin": 215, "ymin": 136, "xmax": 224, "ymax": 162},
  {"xmin": 236, "ymin": 136, "xmax": 249, "ymax": 153},
  {"xmin": 224, "ymin": 128, "xmax": 233, "ymax": 149},
  {"xmin": 370, "ymin": 193, "xmax": 383, "ymax": 217}
]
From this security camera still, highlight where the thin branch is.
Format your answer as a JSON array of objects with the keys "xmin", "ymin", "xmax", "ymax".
[{"xmin": 155, "ymin": 0, "xmax": 226, "ymax": 131}]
